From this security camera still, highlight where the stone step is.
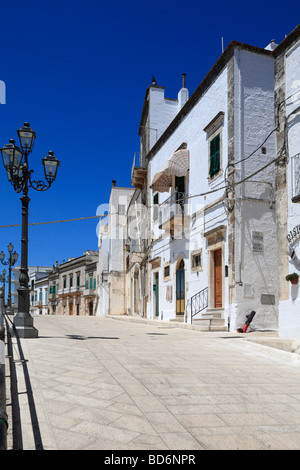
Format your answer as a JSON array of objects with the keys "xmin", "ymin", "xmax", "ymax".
[
  {"xmin": 170, "ymin": 315, "xmax": 185, "ymax": 323},
  {"xmin": 193, "ymin": 312, "xmax": 227, "ymax": 331}
]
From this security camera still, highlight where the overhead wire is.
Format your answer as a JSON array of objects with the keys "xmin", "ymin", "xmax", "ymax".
[{"xmin": 0, "ymin": 41, "xmax": 146, "ymax": 84}]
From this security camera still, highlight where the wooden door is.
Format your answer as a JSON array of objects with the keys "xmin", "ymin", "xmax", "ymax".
[
  {"xmin": 153, "ymin": 273, "xmax": 159, "ymax": 317},
  {"xmin": 176, "ymin": 260, "xmax": 185, "ymax": 315},
  {"xmin": 69, "ymin": 303, "xmax": 73, "ymax": 315},
  {"xmin": 214, "ymin": 249, "xmax": 222, "ymax": 308}
]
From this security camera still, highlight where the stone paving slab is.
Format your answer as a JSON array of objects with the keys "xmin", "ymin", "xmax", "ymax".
[{"xmin": 5, "ymin": 315, "xmax": 300, "ymax": 451}]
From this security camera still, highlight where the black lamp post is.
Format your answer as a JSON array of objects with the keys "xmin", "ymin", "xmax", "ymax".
[
  {"xmin": 0, "ymin": 123, "xmax": 60, "ymax": 338},
  {"xmin": 0, "ymin": 243, "xmax": 18, "ymax": 315},
  {"xmin": 0, "ymin": 269, "xmax": 7, "ymax": 305}
]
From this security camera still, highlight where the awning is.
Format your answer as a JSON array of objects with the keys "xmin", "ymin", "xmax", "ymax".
[{"xmin": 151, "ymin": 149, "xmax": 189, "ymax": 193}]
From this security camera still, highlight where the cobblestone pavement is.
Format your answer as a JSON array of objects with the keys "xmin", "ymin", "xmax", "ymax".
[{"xmin": 5, "ymin": 315, "xmax": 300, "ymax": 450}]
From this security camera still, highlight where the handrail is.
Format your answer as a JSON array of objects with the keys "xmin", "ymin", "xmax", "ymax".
[{"xmin": 191, "ymin": 287, "xmax": 208, "ymax": 324}]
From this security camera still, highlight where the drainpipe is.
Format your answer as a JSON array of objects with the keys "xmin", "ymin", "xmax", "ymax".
[{"xmin": 0, "ymin": 286, "xmax": 8, "ymax": 450}]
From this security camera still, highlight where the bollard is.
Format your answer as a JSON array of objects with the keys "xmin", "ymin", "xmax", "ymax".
[{"xmin": 0, "ymin": 286, "xmax": 8, "ymax": 450}]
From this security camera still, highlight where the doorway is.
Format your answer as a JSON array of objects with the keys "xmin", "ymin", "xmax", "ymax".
[
  {"xmin": 176, "ymin": 259, "xmax": 185, "ymax": 315},
  {"xmin": 134, "ymin": 271, "xmax": 139, "ymax": 314},
  {"xmin": 153, "ymin": 272, "xmax": 159, "ymax": 317},
  {"xmin": 214, "ymin": 248, "xmax": 222, "ymax": 308}
]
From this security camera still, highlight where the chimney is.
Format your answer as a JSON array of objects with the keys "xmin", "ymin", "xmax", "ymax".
[
  {"xmin": 112, "ymin": 180, "xmax": 116, "ymax": 187},
  {"xmin": 265, "ymin": 39, "xmax": 278, "ymax": 51},
  {"xmin": 178, "ymin": 73, "xmax": 189, "ymax": 110}
]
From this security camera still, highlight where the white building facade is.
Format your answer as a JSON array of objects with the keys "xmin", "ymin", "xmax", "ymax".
[
  {"xmin": 143, "ymin": 41, "xmax": 279, "ymax": 332},
  {"xmin": 274, "ymin": 25, "xmax": 300, "ymax": 338},
  {"xmin": 30, "ymin": 271, "xmax": 51, "ymax": 315},
  {"xmin": 96, "ymin": 180, "xmax": 134, "ymax": 316}
]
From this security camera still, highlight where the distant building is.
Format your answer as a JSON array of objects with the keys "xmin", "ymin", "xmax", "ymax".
[
  {"xmin": 13, "ymin": 265, "xmax": 53, "ymax": 315},
  {"xmin": 50, "ymin": 251, "xmax": 99, "ymax": 316},
  {"xmin": 96, "ymin": 180, "xmax": 134, "ymax": 316},
  {"xmin": 30, "ymin": 270, "xmax": 51, "ymax": 315}
]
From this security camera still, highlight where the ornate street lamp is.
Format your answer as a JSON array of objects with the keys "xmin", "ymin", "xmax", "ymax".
[
  {"xmin": 0, "ymin": 123, "xmax": 60, "ymax": 337},
  {"xmin": 0, "ymin": 243, "xmax": 19, "ymax": 315}
]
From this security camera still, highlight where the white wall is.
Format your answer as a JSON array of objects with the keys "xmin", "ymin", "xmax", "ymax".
[
  {"xmin": 232, "ymin": 48, "xmax": 278, "ymax": 332},
  {"xmin": 278, "ymin": 39, "xmax": 300, "ymax": 337}
]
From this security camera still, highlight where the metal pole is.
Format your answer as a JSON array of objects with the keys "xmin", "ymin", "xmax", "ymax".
[
  {"xmin": 0, "ymin": 286, "xmax": 8, "ymax": 450},
  {"xmin": 13, "ymin": 191, "xmax": 38, "ymax": 338},
  {"xmin": 7, "ymin": 252, "xmax": 12, "ymax": 309}
]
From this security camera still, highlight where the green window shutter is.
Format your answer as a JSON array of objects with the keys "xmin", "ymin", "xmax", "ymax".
[
  {"xmin": 90, "ymin": 277, "xmax": 93, "ymax": 289},
  {"xmin": 49, "ymin": 286, "xmax": 52, "ymax": 294},
  {"xmin": 209, "ymin": 134, "xmax": 220, "ymax": 178},
  {"xmin": 94, "ymin": 279, "xmax": 96, "ymax": 290},
  {"xmin": 86, "ymin": 281, "xmax": 88, "ymax": 289}
]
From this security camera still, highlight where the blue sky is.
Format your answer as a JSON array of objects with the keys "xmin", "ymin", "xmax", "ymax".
[{"xmin": 0, "ymin": 0, "xmax": 298, "ymax": 269}]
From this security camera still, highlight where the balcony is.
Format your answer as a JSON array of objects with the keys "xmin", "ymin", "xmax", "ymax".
[
  {"xmin": 291, "ymin": 153, "xmax": 300, "ymax": 203},
  {"xmin": 58, "ymin": 286, "xmax": 81, "ymax": 296},
  {"xmin": 128, "ymin": 238, "xmax": 146, "ymax": 265},
  {"xmin": 131, "ymin": 152, "xmax": 147, "ymax": 191},
  {"xmin": 159, "ymin": 192, "xmax": 189, "ymax": 237},
  {"xmin": 83, "ymin": 288, "xmax": 96, "ymax": 297}
]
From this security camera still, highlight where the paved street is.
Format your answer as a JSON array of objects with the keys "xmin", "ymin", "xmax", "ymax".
[{"xmin": 5, "ymin": 315, "xmax": 300, "ymax": 450}]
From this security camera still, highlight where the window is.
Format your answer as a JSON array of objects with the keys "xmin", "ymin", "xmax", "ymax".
[
  {"xmin": 50, "ymin": 285, "xmax": 56, "ymax": 295},
  {"xmin": 77, "ymin": 274, "xmax": 80, "ymax": 287},
  {"xmin": 70, "ymin": 276, "xmax": 73, "ymax": 288},
  {"xmin": 191, "ymin": 250, "xmax": 202, "ymax": 272},
  {"xmin": 153, "ymin": 192, "xmax": 159, "ymax": 221},
  {"xmin": 63, "ymin": 277, "xmax": 66, "ymax": 288},
  {"xmin": 118, "ymin": 204, "xmax": 125, "ymax": 214},
  {"xmin": 209, "ymin": 134, "xmax": 220, "ymax": 178},
  {"xmin": 204, "ymin": 111, "xmax": 224, "ymax": 181},
  {"xmin": 163, "ymin": 263, "xmax": 171, "ymax": 281}
]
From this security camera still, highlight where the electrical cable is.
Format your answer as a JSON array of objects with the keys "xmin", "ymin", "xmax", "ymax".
[{"xmin": 0, "ymin": 41, "xmax": 146, "ymax": 84}]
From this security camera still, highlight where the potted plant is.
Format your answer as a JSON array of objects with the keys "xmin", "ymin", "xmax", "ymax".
[{"xmin": 285, "ymin": 272, "xmax": 299, "ymax": 285}]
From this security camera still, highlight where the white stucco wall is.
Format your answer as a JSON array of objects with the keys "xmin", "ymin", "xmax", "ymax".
[
  {"xmin": 278, "ymin": 39, "xmax": 300, "ymax": 337},
  {"xmin": 232, "ymin": 48, "xmax": 278, "ymax": 332}
]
